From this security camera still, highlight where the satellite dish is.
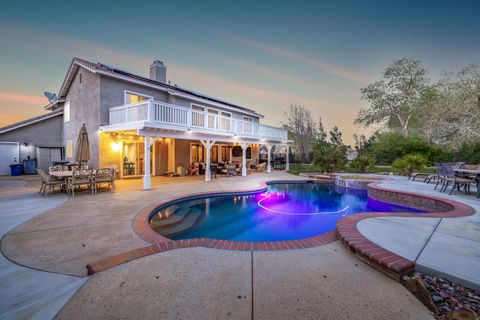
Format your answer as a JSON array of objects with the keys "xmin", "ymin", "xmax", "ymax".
[{"xmin": 43, "ymin": 92, "xmax": 58, "ymax": 103}]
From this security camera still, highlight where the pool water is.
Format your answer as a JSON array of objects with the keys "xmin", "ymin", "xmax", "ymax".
[{"xmin": 150, "ymin": 182, "xmax": 424, "ymax": 242}]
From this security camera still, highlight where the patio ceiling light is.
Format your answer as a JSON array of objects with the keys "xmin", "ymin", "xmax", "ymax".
[{"xmin": 110, "ymin": 142, "xmax": 121, "ymax": 152}]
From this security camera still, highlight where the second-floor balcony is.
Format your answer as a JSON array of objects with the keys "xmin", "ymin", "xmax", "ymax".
[{"xmin": 107, "ymin": 100, "xmax": 288, "ymax": 142}]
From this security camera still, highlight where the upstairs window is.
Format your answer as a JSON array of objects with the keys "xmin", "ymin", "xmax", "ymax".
[
  {"xmin": 64, "ymin": 101, "xmax": 70, "ymax": 123},
  {"xmin": 124, "ymin": 91, "xmax": 152, "ymax": 104},
  {"xmin": 191, "ymin": 104, "xmax": 205, "ymax": 112}
]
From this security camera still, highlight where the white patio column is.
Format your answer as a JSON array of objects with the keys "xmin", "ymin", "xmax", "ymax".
[
  {"xmin": 266, "ymin": 144, "xmax": 272, "ymax": 173},
  {"xmin": 240, "ymin": 142, "xmax": 248, "ymax": 176},
  {"xmin": 143, "ymin": 134, "xmax": 151, "ymax": 190},
  {"xmin": 200, "ymin": 139, "xmax": 215, "ymax": 182},
  {"xmin": 285, "ymin": 145, "xmax": 290, "ymax": 171}
]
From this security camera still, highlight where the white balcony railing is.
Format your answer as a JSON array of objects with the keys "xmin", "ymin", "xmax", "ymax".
[{"xmin": 109, "ymin": 100, "xmax": 288, "ymax": 141}]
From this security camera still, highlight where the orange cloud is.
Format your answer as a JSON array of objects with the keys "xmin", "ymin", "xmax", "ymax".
[
  {"xmin": 215, "ymin": 30, "xmax": 369, "ymax": 84},
  {"xmin": 0, "ymin": 91, "xmax": 46, "ymax": 105},
  {"xmin": 0, "ymin": 112, "xmax": 29, "ymax": 128}
]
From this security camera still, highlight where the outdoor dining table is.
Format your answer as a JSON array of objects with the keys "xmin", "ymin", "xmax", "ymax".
[
  {"xmin": 454, "ymin": 168, "xmax": 480, "ymax": 198},
  {"xmin": 48, "ymin": 171, "xmax": 73, "ymax": 192},
  {"xmin": 49, "ymin": 171, "xmax": 73, "ymax": 178}
]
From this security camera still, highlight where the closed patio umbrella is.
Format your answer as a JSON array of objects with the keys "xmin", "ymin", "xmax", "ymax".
[{"xmin": 74, "ymin": 124, "xmax": 90, "ymax": 163}]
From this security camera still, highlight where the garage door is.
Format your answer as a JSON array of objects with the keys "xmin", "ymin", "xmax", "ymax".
[
  {"xmin": 37, "ymin": 147, "xmax": 63, "ymax": 171},
  {"xmin": 0, "ymin": 142, "xmax": 19, "ymax": 175}
]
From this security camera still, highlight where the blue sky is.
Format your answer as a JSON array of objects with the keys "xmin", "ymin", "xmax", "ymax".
[{"xmin": 1, "ymin": 0, "xmax": 479, "ymax": 144}]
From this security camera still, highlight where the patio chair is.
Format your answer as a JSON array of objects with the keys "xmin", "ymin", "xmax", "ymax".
[
  {"xmin": 211, "ymin": 164, "xmax": 219, "ymax": 179},
  {"xmin": 37, "ymin": 169, "xmax": 65, "ymax": 196},
  {"xmin": 236, "ymin": 164, "xmax": 243, "ymax": 175},
  {"xmin": 434, "ymin": 163, "xmax": 459, "ymax": 191},
  {"xmin": 408, "ymin": 172, "xmax": 430, "ymax": 181},
  {"xmin": 423, "ymin": 164, "xmax": 439, "ymax": 184},
  {"xmin": 221, "ymin": 164, "xmax": 237, "ymax": 176},
  {"xmin": 93, "ymin": 168, "xmax": 116, "ymax": 193},
  {"xmin": 67, "ymin": 168, "xmax": 94, "ymax": 197},
  {"xmin": 442, "ymin": 164, "xmax": 474, "ymax": 195},
  {"xmin": 198, "ymin": 163, "xmax": 205, "ymax": 175},
  {"xmin": 256, "ymin": 162, "xmax": 267, "ymax": 172}
]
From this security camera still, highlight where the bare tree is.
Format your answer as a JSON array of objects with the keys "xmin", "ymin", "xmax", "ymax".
[{"xmin": 283, "ymin": 104, "xmax": 319, "ymax": 163}]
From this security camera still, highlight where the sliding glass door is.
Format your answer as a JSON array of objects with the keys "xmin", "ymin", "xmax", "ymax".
[{"xmin": 122, "ymin": 141, "xmax": 152, "ymax": 177}]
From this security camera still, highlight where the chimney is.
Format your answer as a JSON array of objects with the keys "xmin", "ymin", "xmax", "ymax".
[{"xmin": 149, "ymin": 60, "xmax": 166, "ymax": 83}]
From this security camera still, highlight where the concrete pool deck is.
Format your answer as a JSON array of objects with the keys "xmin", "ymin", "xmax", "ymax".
[
  {"xmin": 56, "ymin": 243, "xmax": 432, "ymax": 320},
  {"xmin": 0, "ymin": 172, "xmax": 477, "ymax": 319},
  {"xmin": 0, "ymin": 180, "xmax": 86, "ymax": 320},
  {"xmin": 357, "ymin": 176, "xmax": 480, "ymax": 289}
]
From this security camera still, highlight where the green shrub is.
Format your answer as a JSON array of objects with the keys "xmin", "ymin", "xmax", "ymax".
[
  {"xmin": 392, "ymin": 154, "xmax": 428, "ymax": 175},
  {"xmin": 312, "ymin": 142, "xmax": 347, "ymax": 173},
  {"xmin": 287, "ymin": 164, "xmax": 322, "ymax": 175},
  {"xmin": 365, "ymin": 132, "xmax": 448, "ymax": 165},
  {"xmin": 451, "ymin": 140, "xmax": 480, "ymax": 164},
  {"xmin": 350, "ymin": 156, "xmax": 376, "ymax": 173}
]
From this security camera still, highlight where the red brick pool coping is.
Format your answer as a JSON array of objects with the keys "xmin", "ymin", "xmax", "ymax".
[
  {"xmin": 337, "ymin": 182, "xmax": 476, "ymax": 281},
  {"xmin": 87, "ymin": 179, "xmax": 340, "ymax": 275},
  {"xmin": 86, "ymin": 179, "xmax": 476, "ymax": 276},
  {"xmin": 86, "ymin": 230, "xmax": 339, "ymax": 275}
]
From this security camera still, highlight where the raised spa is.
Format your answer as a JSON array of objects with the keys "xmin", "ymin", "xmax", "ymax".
[{"xmin": 149, "ymin": 181, "xmax": 423, "ymax": 242}]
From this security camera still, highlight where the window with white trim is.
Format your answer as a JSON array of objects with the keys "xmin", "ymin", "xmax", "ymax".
[
  {"xmin": 191, "ymin": 104, "xmax": 205, "ymax": 112},
  {"xmin": 124, "ymin": 91, "xmax": 153, "ymax": 104},
  {"xmin": 64, "ymin": 101, "xmax": 70, "ymax": 123}
]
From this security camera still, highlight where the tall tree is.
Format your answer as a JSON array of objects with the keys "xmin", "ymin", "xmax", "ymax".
[
  {"xmin": 353, "ymin": 134, "xmax": 368, "ymax": 155},
  {"xmin": 329, "ymin": 126, "xmax": 343, "ymax": 146},
  {"xmin": 283, "ymin": 104, "xmax": 319, "ymax": 163},
  {"xmin": 416, "ymin": 65, "xmax": 480, "ymax": 146},
  {"xmin": 318, "ymin": 117, "xmax": 327, "ymax": 142},
  {"xmin": 355, "ymin": 56, "xmax": 430, "ymax": 136}
]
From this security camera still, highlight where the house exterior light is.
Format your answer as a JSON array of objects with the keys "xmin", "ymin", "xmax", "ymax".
[{"xmin": 110, "ymin": 142, "xmax": 121, "ymax": 152}]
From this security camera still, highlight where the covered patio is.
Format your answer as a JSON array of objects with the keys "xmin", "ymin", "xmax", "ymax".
[{"xmin": 99, "ymin": 127, "xmax": 292, "ymax": 190}]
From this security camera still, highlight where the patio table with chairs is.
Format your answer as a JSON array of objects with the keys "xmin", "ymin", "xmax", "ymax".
[
  {"xmin": 454, "ymin": 168, "xmax": 480, "ymax": 198},
  {"xmin": 417, "ymin": 162, "xmax": 480, "ymax": 197},
  {"xmin": 38, "ymin": 165, "xmax": 116, "ymax": 197}
]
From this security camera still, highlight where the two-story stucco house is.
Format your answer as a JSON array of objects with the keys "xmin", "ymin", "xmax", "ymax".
[{"xmin": 0, "ymin": 58, "xmax": 291, "ymax": 189}]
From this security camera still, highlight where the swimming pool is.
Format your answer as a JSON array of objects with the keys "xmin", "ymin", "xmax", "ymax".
[{"xmin": 149, "ymin": 181, "xmax": 424, "ymax": 242}]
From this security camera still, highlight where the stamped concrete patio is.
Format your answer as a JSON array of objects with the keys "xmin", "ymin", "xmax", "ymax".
[{"xmin": 0, "ymin": 171, "xmax": 477, "ymax": 319}]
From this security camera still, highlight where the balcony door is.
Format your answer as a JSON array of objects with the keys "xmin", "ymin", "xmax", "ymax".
[
  {"xmin": 191, "ymin": 104, "xmax": 205, "ymax": 128},
  {"xmin": 207, "ymin": 108, "xmax": 219, "ymax": 130},
  {"xmin": 243, "ymin": 116, "xmax": 253, "ymax": 134},
  {"xmin": 219, "ymin": 111, "xmax": 231, "ymax": 131}
]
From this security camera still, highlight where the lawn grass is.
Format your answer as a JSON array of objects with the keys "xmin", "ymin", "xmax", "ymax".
[
  {"xmin": 286, "ymin": 164, "xmax": 322, "ymax": 175},
  {"xmin": 287, "ymin": 163, "xmax": 435, "ymax": 175}
]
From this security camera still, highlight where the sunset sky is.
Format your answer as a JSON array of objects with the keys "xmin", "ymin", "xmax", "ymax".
[{"xmin": 0, "ymin": 0, "xmax": 479, "ymax": 144}]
